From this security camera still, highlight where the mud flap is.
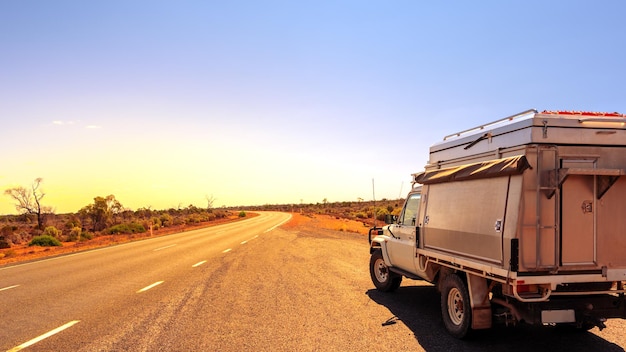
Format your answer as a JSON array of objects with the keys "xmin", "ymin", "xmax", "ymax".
[{"xmin": 467, "ymin": 273, "xmax": 493, "ymax": 330}]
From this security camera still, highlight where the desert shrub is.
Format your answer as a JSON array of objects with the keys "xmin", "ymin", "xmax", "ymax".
[
  {"xmin": 375, "ymin": 208, "xmax": 390, "ymax": 221},
  {"xmin": 64, "ymin": 219, "xmax": 81, "ymax": 230},
  {"xmin": 159, "ymin": 213, "xmax": 172, "ymax": 227},
  {"xmin": 0, "ymin": 236, "xmax": 10, "ymax": 249},
  {"xmin": 186, "ymin": 214, "xmax": 202, "ymax": 224},
  {"xmin": 29, "ymin": 235, "xmax": 62, "ymax": 247},
  {"xmin": 80, "ymin": 232, "xmax": 94, "ymax": 240},
  {"xmin": 42, "ymin": 226, "xmax": 62, "ymax": 238},
  {"xmin": 7, "ymin": 231, "xmax": 25, "ymax": 245},
  {"xmin": 207, "ymin": 213, "xmax": 216, "ymax": 221},
  {"xmin": 238, "ymin": 211, "xmax": 246, "ymax": 218},
  {"xmin": 107, "ymin": 223, "xmax": 146, "ymax": 235},
  {"xmin": 146, "ymin": 219, "xmax": 160, "ymax": 231},
  {"xmin": 67, "ymin": 227, "xmax": 82, "ymax": 241},
  {"xmin": 354, "ymin": 212, "xmax": 367, "ymax": 219},
  {"xmin": 151, "ymin": 217, "xmax": 162, "ymax": 227}
]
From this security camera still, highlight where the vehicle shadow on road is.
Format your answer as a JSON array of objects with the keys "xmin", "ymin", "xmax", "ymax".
[{"xmin": 366, "ymin": 285, "xmax": 624, "ymax": 352}]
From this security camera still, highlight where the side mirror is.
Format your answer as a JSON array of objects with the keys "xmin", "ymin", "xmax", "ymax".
[{"xmin": 384, "ymin": 214, "xmax": 397, "ymax": 224}]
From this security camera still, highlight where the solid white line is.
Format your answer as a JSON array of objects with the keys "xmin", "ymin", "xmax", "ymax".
[
  {"xmin": 192, "ymin": 260, "xmax": 207, "ymax": 267},
  {"xmin": 136, "ymin": 281, "xmax": 164, "ymax": 293},
  {"xmin": 8, "ymin": 320, "xmax": 80, "ymax": 352},
  {"xmin": 222, "ymin": 248, "xmax": 232, "ymax": 253},
  {"xmin": 153, "ymin": 244, "xmax": 177, "ymax": 251},
  {"xmin": 263, "ymin": 214, "xmax": 292, "ymax": 233},
  {"xmin": 0, "ymin": 284, "xmax": 20, "ymax": 292}
]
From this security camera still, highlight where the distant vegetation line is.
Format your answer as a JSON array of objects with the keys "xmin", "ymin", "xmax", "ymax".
[{"xmin": 1, "ymin": 178, "xmax": 404, "ymax": 251}]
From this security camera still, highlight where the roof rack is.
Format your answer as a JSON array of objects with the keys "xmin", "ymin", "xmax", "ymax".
[
  {"xmin": 540, "ymin": 110, "xmax": 625, "ymax": 117},
  {"xmin": 443, "ymin": 109, "xmax": 538, "ymax": 141}
]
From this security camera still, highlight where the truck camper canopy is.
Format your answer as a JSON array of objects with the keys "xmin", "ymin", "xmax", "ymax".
[
  {"xmin": 428, "ymin": 109, "xmax": 626, "ymax": 166},
  {"xmin": 413, "ymin": 155, "xmax": 531, "ymax": 185}
]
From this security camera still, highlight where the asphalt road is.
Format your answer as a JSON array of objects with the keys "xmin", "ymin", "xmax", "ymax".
[{"xmin": 1, "ymin": 212, "xmax": 624, "ymax": 352}]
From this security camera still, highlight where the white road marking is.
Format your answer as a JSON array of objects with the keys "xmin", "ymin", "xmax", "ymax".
[
  {"xmin": 263, "ymin": 214, "xmax": 292, "ymax": 233},
  {"xmin": 153, "ymin": 244, "xmax": 177, "ymax": 251},
  {"xmin": 240, "ymin": 240, "xmax": 248, "ymax": 245},
  {"xmin": 8, "ymin": 320, "xmax": 80, "ymax": 352},
  {"xmin": 192, "ymin": 260, "xmax": 207, "ymax": 267},
  {"xmin": 136, "ymin": 281, "xmax": 164, "ymax": 293},
  {"xmin": 0, "ymin": 284, "xmax": 20, "ymax": 292},
  {"xmin": 222, "ymin": 248, "xmax": 232, "ymax": 253}
]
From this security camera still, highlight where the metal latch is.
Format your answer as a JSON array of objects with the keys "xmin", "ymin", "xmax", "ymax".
[
  {"xmin": 582, "ymin": 200, "xmax": 593, "ymax": 214},
  {"xmin": 494, "ymin": 219, "xmax": 502, "ymax": 232}
]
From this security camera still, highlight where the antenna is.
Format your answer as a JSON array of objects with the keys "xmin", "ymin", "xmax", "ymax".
[
  {"xmin": 398, "ymin": 181, "xmax": 404, "ymax": 198},
  {"xmin": 372, "ymin": 178, "xmax": 376, "ymax": 228}
]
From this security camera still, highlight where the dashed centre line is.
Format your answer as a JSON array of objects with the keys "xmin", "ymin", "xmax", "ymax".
[
  {"xmin": 0, "ymin": 284, "xmax": 20, "ymax": 292},
  {"xmin": 8, "ymin": 320, "xmax": 80, "ymax": 352},
  {"xmin": 192, "ymin": 260, "xmax": 207, "ymax": 267},
  {"xmin": 136, "ymin": 281, "xmax": 164, "ymax": 293},
  {"xmin": 222, "ymin": 248, "xmax": 232, "ymax": 253}
]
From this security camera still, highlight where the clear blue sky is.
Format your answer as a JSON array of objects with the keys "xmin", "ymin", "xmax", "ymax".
[{"xmin": 1, "ymin": 1, "xmax": 625, "ymax": 214}]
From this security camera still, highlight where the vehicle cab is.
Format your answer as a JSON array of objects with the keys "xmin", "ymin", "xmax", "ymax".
[{"xmin": 369, "ymin": 187, "xmax": 422, "ymax": 274}]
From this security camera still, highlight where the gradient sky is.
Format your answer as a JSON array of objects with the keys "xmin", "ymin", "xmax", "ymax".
[{"xmin": 2, "ymin": 1, "xmax": 625, "ymax": 214}]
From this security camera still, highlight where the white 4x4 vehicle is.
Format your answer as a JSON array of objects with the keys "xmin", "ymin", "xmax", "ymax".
[{"xmin": 369, "ymin": 110, "xmax": 626, "ymax": 338}]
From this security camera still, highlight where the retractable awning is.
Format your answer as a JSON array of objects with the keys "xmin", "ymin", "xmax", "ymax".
[{"xmin": 413, "ymin": 155, "xmax": 531, "ymax": 185}]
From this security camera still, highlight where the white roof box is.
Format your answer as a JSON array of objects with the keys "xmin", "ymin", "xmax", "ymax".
[{"xmin": 429, "ymin": 109, "xmax": 626, "ymax": 165}]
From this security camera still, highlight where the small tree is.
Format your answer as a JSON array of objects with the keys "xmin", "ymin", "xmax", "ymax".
[
  {"xmin": 79, "ymin": 195, "xmax": 123, "ymax": 232},
  {"xmin": 4, "ymin": 178, "xmax": 47, "ymax": 229},
  {"xmin": 205, "ymin": 194, "xmax": 215, "ymax": 211}
]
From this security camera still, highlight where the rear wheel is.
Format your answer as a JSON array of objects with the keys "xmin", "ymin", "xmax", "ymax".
[
  {"xmin": 369, "ymin": 250, "xmax": 402, "ymax": 292},
  {"xmin": 440, "ymin": 274, "xmax": 472, "ymax": 339}
]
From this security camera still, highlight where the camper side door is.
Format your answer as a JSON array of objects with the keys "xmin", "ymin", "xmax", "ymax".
[{"xmin": 386, "ymin": 192, "xmax": 421, "ymax": 272}]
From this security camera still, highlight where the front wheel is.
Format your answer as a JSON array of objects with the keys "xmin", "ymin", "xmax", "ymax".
[
  {"xmin": 440, "ymin": 274, "xmax": 472, "ymax": 339},
  {"xmin": 369, "ymin": 250, "xmax": 402, "ymax": 292}
]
